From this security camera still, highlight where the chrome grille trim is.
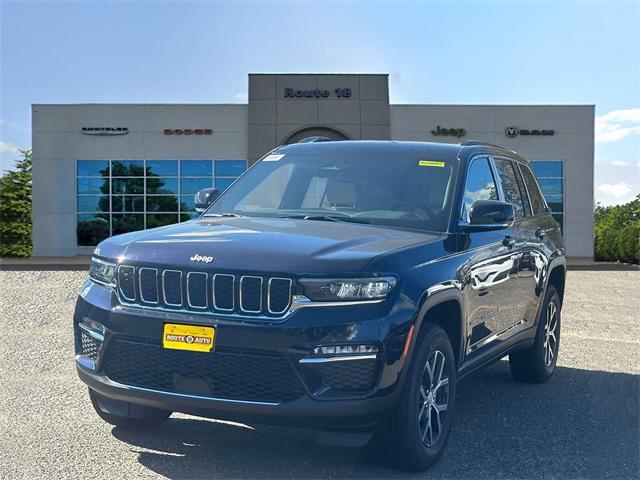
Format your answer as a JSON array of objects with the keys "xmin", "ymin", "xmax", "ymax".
[
  {"xmin": 162, "ymin": 270, "xmax": 183, "ymax": 307},
  {"xmin": 117, "ymin": 265, "xmax": 136, "ymax": 301},
  {"xmin": 186, "ymin": 272, "xmax": 208, "ymax": 309},
  {"xmin": 239, "ymin": 275, "xmax": 263, "ymax": 313},
  {"xmin": 138, "ymin": 267, "xmax": 159, "ymax": 304},
  {"xmin": 213, "ymin": 273, "xmax": 235, "ymax": 312},
  {"xmin": 268, "ymin": 277, "xmax": 293, "ymax": 314},
  {"xmin": 114, "ymin": 265, "xmax": 294, "ymax": 320}
]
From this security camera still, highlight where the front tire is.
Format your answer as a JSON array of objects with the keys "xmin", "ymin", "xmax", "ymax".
[
  {"xmin": 373, "ymin": 323, "xmax": 456, "ymax": 472},
  {"xmin": 89, "ymin": 388, "xmax": 171, "ymax": 429},
  {"xmin": 509, "ymin": 285, "xmax": 561, "ymax": 383}
]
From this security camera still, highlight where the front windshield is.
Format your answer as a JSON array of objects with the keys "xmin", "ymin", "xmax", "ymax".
[{"xmin": 205, "ymin": 147, "xmax": 458, "ymax": 232}]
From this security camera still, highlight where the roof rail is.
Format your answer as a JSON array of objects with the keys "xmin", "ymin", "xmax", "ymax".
[
  {"xmin": 460, "ymin": 140, "xmax": 509, "ymax": 149},
  {"xmin": 296, "ymin": 136, "xmax": 333, "ymax": 143}
]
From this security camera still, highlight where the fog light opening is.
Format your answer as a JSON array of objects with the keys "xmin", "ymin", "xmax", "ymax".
[{"xmin": 80, "ymin": 317, "xmax": 105, "ymax": 336}]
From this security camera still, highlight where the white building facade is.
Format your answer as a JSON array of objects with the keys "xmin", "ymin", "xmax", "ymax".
[{"xmin": 32, "ymin": 74, "xmax": 594, "ymax": 257}]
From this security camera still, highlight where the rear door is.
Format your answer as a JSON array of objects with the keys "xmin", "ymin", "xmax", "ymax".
[{"xmin": 516, "ymin": 162, "xmax": 555, "ymax": 325}]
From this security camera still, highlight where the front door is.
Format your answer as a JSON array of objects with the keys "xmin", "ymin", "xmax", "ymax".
[{"xmin": 459, "ymin": 157, "xmax": 523, "ymax": 356}]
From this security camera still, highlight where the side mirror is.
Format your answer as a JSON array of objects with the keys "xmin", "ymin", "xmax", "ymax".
[
  {"xmin": 194, "ymin": 188, "xmax": 220, "ymax": 213},
  {"xmin": 459, "ymin": 200, "xmax": 515, "ymax": 232}
]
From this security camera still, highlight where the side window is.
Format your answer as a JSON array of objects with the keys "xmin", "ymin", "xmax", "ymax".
[
  {"xmin": 493, "ymin": 158, "xmax": 526, "ymax": 219},
  {"xmin": 513, "ymin": 163, "xmax": 532, "ymax": 216},
  {"xmin": 462, "ymin": 158, "xmax": 498, "ymax": 221},
  {"xmin": 520, "ymin": 165, "xmax": 547, "ymax": 215}
]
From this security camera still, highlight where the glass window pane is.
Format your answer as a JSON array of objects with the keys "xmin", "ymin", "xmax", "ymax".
[
  {"xmin": 215, "ymin": 160, "xmax": 247, "ymax": 177},
  {"xmin": 77, "ymin": 160, "xmax": 109, "ymax": 177},
  {"xmin": 552, "ymin": 213, "xmax": 564, "ymax": 233},
  {"xmin": 513, "ymin": 164, "xmax": 531, "ymax": 216},
  {"xmin": 112, "ymin": 178, "xmax": 144, "ymax": 194},
  {"xmin": 147, "ymin": 213, "xmax": 179, "ymax": 229},
  {"xmin": 545, "ymin": 195, "xmax": 563, "ymax": 213},
  {"xmin": 146, "ymin": 177, "xmax": 178, "ymax": 194},
  {"xmin": 111, "ymin": 160, "xmax": 144, "ymax": 177},
  {"xmin": 180, "ymin": 195, "xmax": 196, "ymax": 212},
  {"xmin": 215, "ymin": 177, "xmax": 237, "ymax": 191},
  {"xmin": 538, "ymin": 178, "xmax": 563, "ymax": 196},
  {"xmin": 112, "ymin": 214, "xmax": 144, "ymax": 235},
  {"xmin": 146, "ymin": 160, "xmax": 178, "ymax": 177},
  {"xmin": 77, "ymin": 178, "xmax": 109, "ymax": 195},
  {"xmin": 180, "ymin": 177, "xmax": 212, "ymax": 194},
  {"xmin": 77, "ymin": 213, "xmax": 110, "ymax": 246},
  {"xmin": 112, "ymin": 196, "xmax": 145, "ymax": 212},
  {"xmin": 147, "ymin": 195, "xmax": 179, "ymax": 212},
  {"xmin": 462, "ymin": 158, "xmax": 498, "ymax": 221},
  {"xmin": 181, "ymin": 160, "xmax": 212, "ymax": 177},
  {"xmin": 520, "ymin": 165, "xmax": 547, "ymax": 215},
  {"xmin": 531, "ymin": 161, "xmax": 562, "ymax": 178},
  {"xmin": 494, "ymin": 159, "xmax": 526, "ymax": 219},
  {"xmin": 77, "ymin": 196, "xmax": 109, "ymax": 212},
  {"xmin": 181, "ymin": 213, "xmax": 199, "ymax": 221}
]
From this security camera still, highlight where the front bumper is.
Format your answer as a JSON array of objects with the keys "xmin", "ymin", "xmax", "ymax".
[{"xmin": 74, "ymin": 280, "xmax": 415, "ymax": 428}]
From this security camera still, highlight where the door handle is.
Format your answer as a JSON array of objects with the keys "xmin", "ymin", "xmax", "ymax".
[
  {"xmin": 503, "ymin": 235, "xmax": 516, "ymax": 248},
  {"xmin": 535, "ymin": 227, "xmax": 547, "ymax": 238}
]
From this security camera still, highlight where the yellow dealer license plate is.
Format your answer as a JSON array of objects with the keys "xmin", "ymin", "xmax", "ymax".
[{"xmin": 163, "ymin": 323, "xmax": 215, "ymax": 352}]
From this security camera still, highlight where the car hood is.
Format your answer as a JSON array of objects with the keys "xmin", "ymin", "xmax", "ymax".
[{"xmin": 95, "ymin": 217, "xmax": 444, "ymax": 274}]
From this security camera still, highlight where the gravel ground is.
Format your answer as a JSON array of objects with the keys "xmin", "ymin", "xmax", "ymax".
[{"xmin": 1, "ymin": 270, "xmax": 638, "ymax": 479}]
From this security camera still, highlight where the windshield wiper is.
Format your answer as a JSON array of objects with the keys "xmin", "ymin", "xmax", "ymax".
[
  {"xmin": 281, "ymin": 214, "xmax": 370, "ymax": 224},
  {"xmin": 203, "ymin": 212, "xmax": 242, "ymax": 218}
]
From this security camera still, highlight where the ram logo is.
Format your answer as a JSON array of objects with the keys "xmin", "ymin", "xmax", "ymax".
[{"xmin": 190, "ymin": 254, "xmax": 214, "ymax": 264}]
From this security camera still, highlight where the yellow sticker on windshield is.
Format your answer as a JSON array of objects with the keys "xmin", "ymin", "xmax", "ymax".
[{"xmin": 419, "ymin": 160, "xmax": 445, "ymax": 168}]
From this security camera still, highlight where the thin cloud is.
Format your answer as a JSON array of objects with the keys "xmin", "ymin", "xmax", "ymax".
[
  {"xmin": 232, "ymin": 92, "xmax": 248, "ymax": 103},
  {"xmin": 611, "ymin": 160, "xmax": 632, "ymax": 167},
  {"xmin": 597, "ymin": 182, "xmax": 633, "ymax": 198},
  {"xmin": 0, "ymin": 141, "xmax": 21, "ymax": 155},
  {"xmin": 595, "ymin": 108, "xmax": 640, "ymax": 142}
]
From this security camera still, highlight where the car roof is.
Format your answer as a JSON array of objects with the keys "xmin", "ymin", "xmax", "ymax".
[{"xmin": 274, "ymin": 140, "xmax": 529, "ymax": 165}]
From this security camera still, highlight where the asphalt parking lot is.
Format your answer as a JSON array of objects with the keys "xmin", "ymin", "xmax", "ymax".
[{"xmin": 1, "ymin": 270, "xmax": 638, "ymax": 479}]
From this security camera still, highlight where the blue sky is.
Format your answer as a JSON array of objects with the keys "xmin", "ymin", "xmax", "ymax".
[{"xmin": 1, "ymin": 0, "xmax": 638, "ymax": 205}]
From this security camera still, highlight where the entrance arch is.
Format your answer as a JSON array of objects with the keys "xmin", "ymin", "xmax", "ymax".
[{"xmin": 283, "ymin": 126, "xmax": 350, "ymax": 145}]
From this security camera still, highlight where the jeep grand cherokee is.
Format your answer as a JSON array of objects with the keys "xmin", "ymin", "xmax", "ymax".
[{"xmin": 74, "ymin": 140, "xmax": 565, "ymax": 471}]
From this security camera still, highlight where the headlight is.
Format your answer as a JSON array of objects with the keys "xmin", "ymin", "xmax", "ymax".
[
  {"xmin": 299, "ymin": 276, "xmax": 397, "ymax": 302},
  {"xmin": 89, "ymin": 257, "xmax": 117, "ymax": 286}
]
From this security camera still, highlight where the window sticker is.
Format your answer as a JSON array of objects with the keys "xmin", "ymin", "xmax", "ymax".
[
  {"xmin": 263, "ymin": 154, "xmax": 285, "ymax": 162},
  {"xmin": 419, "ymin": 160, "xmax": 445, "ymax": 168}
]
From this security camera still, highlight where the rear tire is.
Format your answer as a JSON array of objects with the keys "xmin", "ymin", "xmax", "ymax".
[
  {"xmin": 89, "ymin": 388, "xmax": 171, "ymax": 429},
  {"xmin": 372, "ymin": 323, "xmax": 456, "ymax": 472},
  {"xmin": 509, "ymin": 285, "xmax": 561, "ymax": 383}
]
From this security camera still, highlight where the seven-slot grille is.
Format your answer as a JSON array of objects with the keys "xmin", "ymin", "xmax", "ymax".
[{"xmin": 116, "ymin": 265, "xmax": 293, "ymax": 318}]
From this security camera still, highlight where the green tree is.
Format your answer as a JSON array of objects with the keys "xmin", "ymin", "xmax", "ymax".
[
  {"xmin": 0, "ymin": 149, "xmax": 32, "ymax": 257},
  {"xmin": 594, "ymin": 193, "xmax": 640, "ymax": 264}
]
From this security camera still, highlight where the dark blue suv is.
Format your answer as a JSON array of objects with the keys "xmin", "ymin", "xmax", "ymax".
[{"xmin": 75, "ymin": 140, "xmax": 565, "ymax": 471}]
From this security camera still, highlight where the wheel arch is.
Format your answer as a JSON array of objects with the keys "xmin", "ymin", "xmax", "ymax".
[
  {"xmin": 409, "ymin": 289, "xmax": 466, "ymax": 370},
  {"xmin": 547, "ymin": 263, "xmax": 566, "ymax": 303}
]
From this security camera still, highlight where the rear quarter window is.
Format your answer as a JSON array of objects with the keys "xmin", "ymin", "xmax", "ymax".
[{"xmin": 520, "ymin": 165, "xmax": 548, "ymax": 215}]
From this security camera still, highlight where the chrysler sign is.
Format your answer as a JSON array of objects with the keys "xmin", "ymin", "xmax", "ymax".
[{"xmin": 81, "ymin": 127, "xmax": 128, "ymax": 136}]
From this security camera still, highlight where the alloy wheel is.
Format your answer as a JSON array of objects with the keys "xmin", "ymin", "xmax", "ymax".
[
  {"xmin": 543, "ymin": 302, "xmax": 559, "ymax": 366},
  {"xmin": 418, "ymin": 350, "xmax": 449, "ymax": 447}
]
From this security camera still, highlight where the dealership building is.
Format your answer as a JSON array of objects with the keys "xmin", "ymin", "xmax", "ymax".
[{"xmin": 31, "ymin": 73, "xmax": 595, "ymax": 258}]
